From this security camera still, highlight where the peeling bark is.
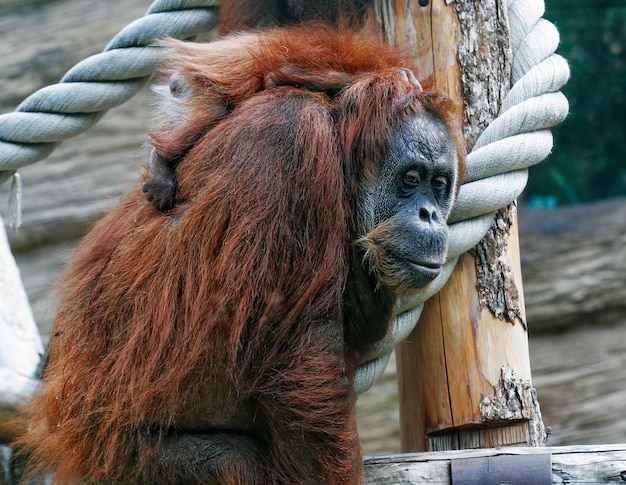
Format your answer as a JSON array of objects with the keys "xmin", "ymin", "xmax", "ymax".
[
  {"xmin": 475, "ymin": 203, "xmax": 527, "ymax": 329},
  {"xmin": 479, "ymin": 365, "xmax": 547, "ymax": 446}
]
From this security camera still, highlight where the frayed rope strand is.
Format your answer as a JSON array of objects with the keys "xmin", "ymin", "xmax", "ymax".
[{"xmin": 9, "ymin": 172, "xmax": 23, "ymax": 229}]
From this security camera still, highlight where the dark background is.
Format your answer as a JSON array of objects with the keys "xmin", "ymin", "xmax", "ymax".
[{"xmin": 527, "ymin": 0, "xmax": 626, "ymax": 206}]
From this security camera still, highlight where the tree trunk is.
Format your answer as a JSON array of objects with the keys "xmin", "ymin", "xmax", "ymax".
[{"xmin": 373, "ymin": 0, "xmax": 546, "ymax": 452}]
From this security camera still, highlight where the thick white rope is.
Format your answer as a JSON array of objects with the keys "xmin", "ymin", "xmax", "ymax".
[
  {"xmin": 0, "ymin": 0, "xmax": 218, "ymax": 186},
  {"xmin": 0, "ymin": 0, "xmax": 569, "ymax": 401},
  {"xmin": 354, "ymin": 0, "xmax": 570, "ymax": 393}
]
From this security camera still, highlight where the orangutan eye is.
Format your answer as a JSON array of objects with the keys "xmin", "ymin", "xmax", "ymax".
[
  {"xmin": 432, "ymin": 177, "xmax": 448, "ymax": 190},
  {"xmin": 402, "ymin": 170, "xmax": 421, "ymax": 188}
]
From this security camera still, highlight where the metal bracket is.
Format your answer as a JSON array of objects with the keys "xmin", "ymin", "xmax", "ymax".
[{"xmin": 451, "ymin": 453, "xmax": 552, "ymax": 485}]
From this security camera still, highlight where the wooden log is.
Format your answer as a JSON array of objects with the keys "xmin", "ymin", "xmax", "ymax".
[
  {"xmin": 383, "ymin": 0, "xmax": 546, "ymax": 451},
  {"xmin": 520, "ymin": 198, "xmax": 626, "ymax": 331},
  {"xmin": 364, "ymin": 444, "xmax": 626, "ymax": 484}
]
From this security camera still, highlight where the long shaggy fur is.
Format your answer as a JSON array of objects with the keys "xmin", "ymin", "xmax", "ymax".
[{"xmin": 15, "ymin": 27, "xmax": 465, "ymax": 485}]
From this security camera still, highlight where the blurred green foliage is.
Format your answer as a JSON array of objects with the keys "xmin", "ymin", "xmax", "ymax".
[{"xmin": 526, "ymin": 0, "xmax": 626, "ymax": 206}]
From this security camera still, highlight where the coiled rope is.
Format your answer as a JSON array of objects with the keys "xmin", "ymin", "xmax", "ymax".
[
  {"xmin": 0, "ymin": 0, "xmax": 218, "ymax": 185},
  {"xmin": 0, "ymin": 0, "xmax": 568, "ymax": 399},
  {"xmin": 355, "ymin": 0, "xmax": 570, "ymax": 392}
]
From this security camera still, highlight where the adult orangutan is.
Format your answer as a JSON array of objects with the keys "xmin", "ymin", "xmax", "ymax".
[{"xmin": 16, "ymin": 25, "xmax": 465, "ymax": 485}]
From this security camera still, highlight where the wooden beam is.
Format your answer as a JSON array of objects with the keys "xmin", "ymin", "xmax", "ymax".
[{"xmin": 364, "ymin": 444, "xmax": 626, "ymax": 484}]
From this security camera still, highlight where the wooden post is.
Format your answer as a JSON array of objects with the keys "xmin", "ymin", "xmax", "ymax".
[{"xmin": 371, "ymin": 0, "xmax": 547, "ymax": 452}]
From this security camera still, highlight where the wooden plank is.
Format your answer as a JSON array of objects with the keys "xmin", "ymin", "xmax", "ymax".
[
  {"xmin": 451, "ymin": 453, "xmax": 552, "ymax": 485},
  {"xmin": 364, "ymin": 444, "xmax": 626, "ymax": 484}
]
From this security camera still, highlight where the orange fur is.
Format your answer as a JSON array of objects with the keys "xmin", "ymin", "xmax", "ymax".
[
  {"xmin": 148, "ymin": 25, "xmax": 410, "ymax": 160},
  {"xmin": 16, "ymin": 27, "xmax": 465, "ymax": 485}
]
